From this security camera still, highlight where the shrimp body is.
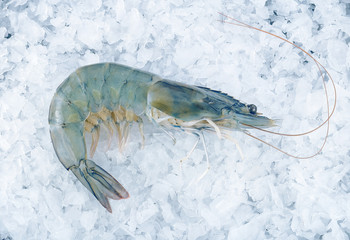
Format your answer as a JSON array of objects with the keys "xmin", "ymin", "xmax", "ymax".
[{"xmin": 49, "ymin": 63, "xmax": 275, "ymax": 212}]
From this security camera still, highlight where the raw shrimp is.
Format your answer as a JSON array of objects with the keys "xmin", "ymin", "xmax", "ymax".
[
  {"xmin": 48, "ymin": 63, "xmax": 276, "ymax": 212},
  {"xmin": 48, "ymin": 15, "xmax": 336, "ymax": 213}
]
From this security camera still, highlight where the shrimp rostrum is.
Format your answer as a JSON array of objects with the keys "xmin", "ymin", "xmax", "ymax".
[{"xmin": 49, "ymin": 63, "xmax": 276, "ymax": 212}]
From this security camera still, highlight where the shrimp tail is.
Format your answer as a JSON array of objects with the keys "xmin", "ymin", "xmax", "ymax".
[{"xmin": 69, "ymin": 159, "xmax": 129, "ymax": 213}]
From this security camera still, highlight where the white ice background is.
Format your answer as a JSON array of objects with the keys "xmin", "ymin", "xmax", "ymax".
[{"xmin": 1, "ymin": 0, "xmax": 350, "ymax": 239}]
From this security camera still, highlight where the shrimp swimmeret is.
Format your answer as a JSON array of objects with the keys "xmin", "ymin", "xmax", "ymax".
[{"xmin": 48, "ymin": 15, "xmax": 336, "ymax": 213}]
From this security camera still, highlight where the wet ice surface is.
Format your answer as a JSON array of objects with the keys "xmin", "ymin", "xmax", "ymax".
[{"xmin": 0, "ymin": 0, "xmax": 349, "ymax": 239}]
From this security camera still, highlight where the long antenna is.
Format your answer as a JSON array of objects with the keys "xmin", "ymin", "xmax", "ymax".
[{"xmin": 218, "ymin": 12, "xmax": 337, "ymax": 159}]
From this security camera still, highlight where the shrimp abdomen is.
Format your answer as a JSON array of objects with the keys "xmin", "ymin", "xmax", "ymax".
[
  {"xmin": 50, "ymin": 122, "xmax": 86, "ymax": 169},
  {"xmin": 49, "ymin": 73, "xmax": 89, "ymax": 125},
  {"xmin": 75, "ymin": 63, "xmax": 107, "ymax": 113},
  {"xmin": 102, "ymin": 63, "xmax": 157, "ymax": 115}
]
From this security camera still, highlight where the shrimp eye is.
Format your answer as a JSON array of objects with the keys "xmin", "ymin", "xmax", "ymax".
[
  {"xmin": 222, "ymin": 107, "xmax": 231, "ymax": 114},
  {"xmin": 248, "ymin": 104, "xmax": 257, "ymax": 114}
]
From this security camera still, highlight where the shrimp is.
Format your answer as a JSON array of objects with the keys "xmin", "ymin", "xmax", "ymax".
[
  {"xmin": 48, "ymin": 63, "xmax": 276, "ymax": 212},
  {"xmin": 49, "ymin": 15, "xmax": 336, "ymax": 213}
]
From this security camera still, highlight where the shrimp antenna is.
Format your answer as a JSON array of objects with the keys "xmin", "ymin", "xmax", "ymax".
[{"xmin": 218, "ymin": 12, "xmax": 337, "ymax": 159}]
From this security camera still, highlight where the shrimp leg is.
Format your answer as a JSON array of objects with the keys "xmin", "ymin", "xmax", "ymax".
[
  {"xmin": 195, "ymin": 132, "xmax": 210, "ymax": 183},
  {"xmin": 179, "ymin": 134, "xmax": 200, "ymax": 168}
]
